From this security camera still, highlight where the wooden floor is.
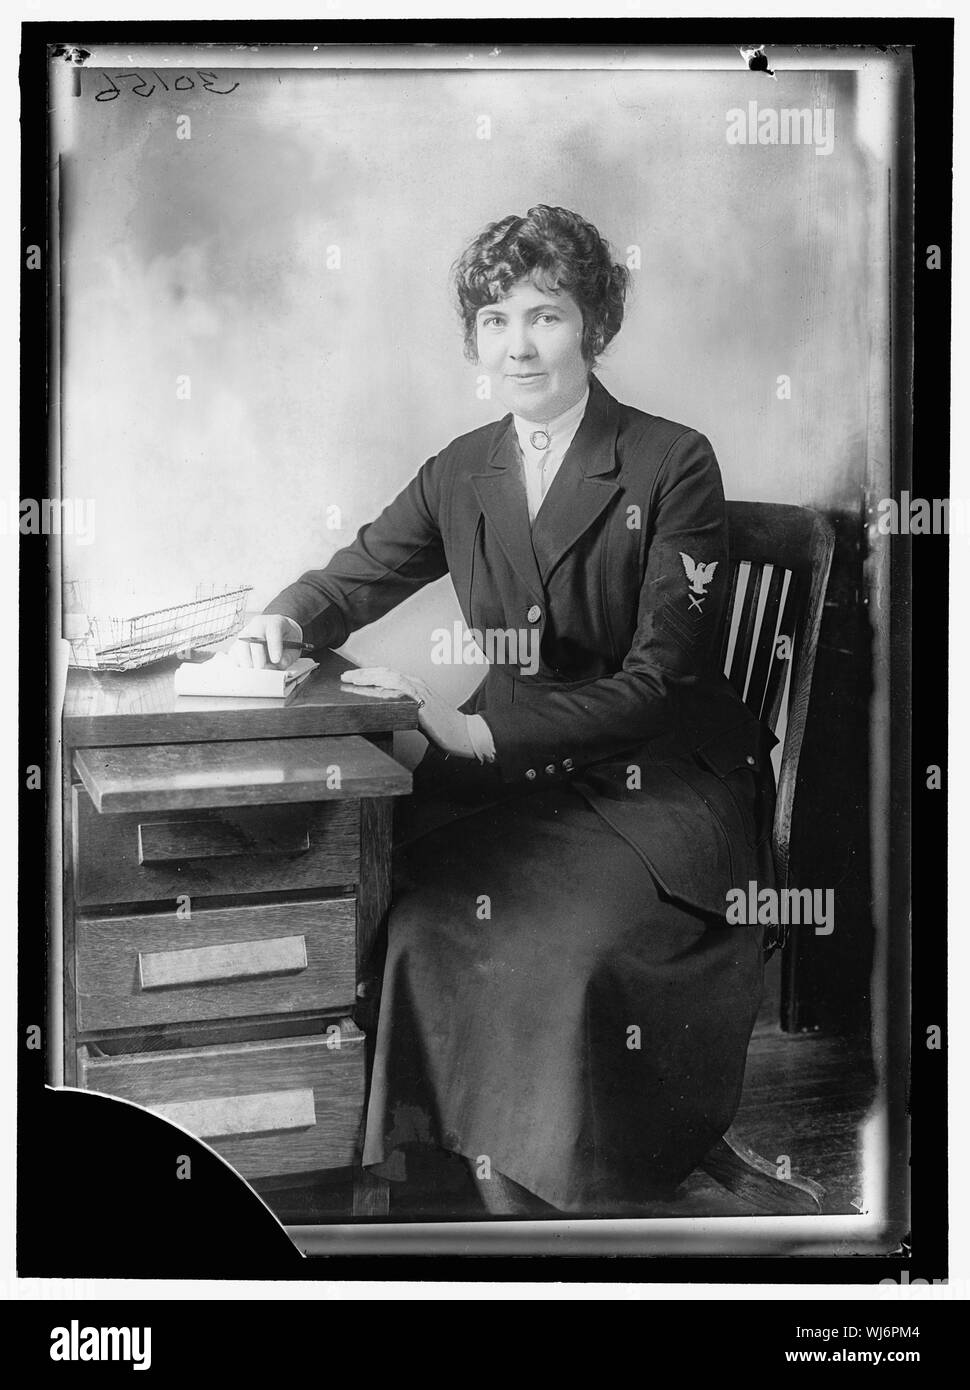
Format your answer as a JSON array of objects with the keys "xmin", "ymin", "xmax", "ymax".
[{"xmin": 632, "ymin": 1026, "xmax": 877, "ymax": 1219}]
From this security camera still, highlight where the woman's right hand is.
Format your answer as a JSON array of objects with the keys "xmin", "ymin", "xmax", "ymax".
[{"xmin": 228, "ymin": 614, "xmax": 304, "ymax": 669}]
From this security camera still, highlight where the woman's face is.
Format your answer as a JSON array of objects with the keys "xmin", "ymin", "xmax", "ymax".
[{"xmin": 475, "ymin": 276, "xmax": 589, "ymax": 421}]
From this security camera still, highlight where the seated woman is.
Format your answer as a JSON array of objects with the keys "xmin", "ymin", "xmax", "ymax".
[{"xmin": 232, "ymin": 205, "xmax": 777, "ymax": 1216}]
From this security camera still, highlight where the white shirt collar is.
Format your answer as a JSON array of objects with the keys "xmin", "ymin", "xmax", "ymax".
[{"xmin": 512, "ymin": 385, "xmax": 590, "ymax": 457}]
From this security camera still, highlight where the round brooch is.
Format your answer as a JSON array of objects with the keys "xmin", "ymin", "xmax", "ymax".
[{"xmin": 529, "ymin": 429, "xmax": 551, "ymax": 451}]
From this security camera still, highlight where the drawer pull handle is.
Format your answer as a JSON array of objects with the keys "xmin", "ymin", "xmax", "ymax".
[
  {"xmin": 138, "ymin": 818, "xmax": 310, "ymax": 865},
  {"xmin": 138, "ymin": 935, "xmax": 308, "ymax": 990},
  {"xmin": 152, "ymin": 1087, "xmax": 317, "ymax": 1140}
]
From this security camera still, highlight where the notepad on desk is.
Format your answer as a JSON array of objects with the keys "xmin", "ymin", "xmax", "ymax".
[{"xmin": 173, "ymin": 653, "xmax": 319, "ymax": 699}]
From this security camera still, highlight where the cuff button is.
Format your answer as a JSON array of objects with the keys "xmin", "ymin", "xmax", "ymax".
[
  {"xmin": 562, "ymin": 758, "xmax": 574, "ymax": 771},
  {"xmin": 544, "ymin": 764, "xmax": 556, "ymax": 775},
  {"xmin": 745, "ymin": 754, "xmax": 756, "ymax": 766},
  {"xmin": 525, "ymin": 768, "xmax": 537, "ymax": 780}
]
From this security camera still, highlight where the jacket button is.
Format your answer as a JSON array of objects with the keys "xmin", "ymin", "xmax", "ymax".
[
  {"xmin": 545, "ymin": 764, "xmax": 556, "ymax": 775},
  {"xmin": 527, "ymin": 604, "xmax": 542, "ymax": 623},
  {"xmin": 745, "ymin": 755, "xmax": 756, "ymax": 766},
  {"xmin": 525, "ymin": 768, "xmax": 537, "ymax": 780},
  {"xmin": 563, "ymin": 757, "xmax": 574, "ymax": 771}
]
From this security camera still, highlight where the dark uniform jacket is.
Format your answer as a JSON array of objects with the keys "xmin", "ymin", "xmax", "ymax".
[{"xmin": 268, "ymin": 373, "xmax": 777, "ymax": 919}]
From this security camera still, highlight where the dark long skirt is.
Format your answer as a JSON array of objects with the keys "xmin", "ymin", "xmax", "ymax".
[{"xmin": 361, "ymin": 751, "xmax": 765, "ymax": 1214}]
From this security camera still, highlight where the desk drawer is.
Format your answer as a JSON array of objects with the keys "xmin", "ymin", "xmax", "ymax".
[
  {"xmin": 73, "ymin": 789, "xmax": 359, "ymax": 908},
  {"xmin": 76, "ymin": 898, "xmax": 356, "ymax": 1032},
  {"xmin": 78, "ymin": 1024, "xmax": 365, "ymax": 1179}
]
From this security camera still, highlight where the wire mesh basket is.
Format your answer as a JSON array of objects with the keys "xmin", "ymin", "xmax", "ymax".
[{"xmin": 67, "ymin": 585, "xmax": 254, "ymax": 672}]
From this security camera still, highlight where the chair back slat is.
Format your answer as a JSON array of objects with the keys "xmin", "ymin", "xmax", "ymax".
[
  {"xmin": 745, "ymin": 563, "xmax": 789, "ymax": 723},
  {"xmin": 725, "ymin": 561, "xmax": 764, "ymax": 698},
  {"xmin": 718, "ymin": 560, "xmax": 743, "ymax": 672},
  {"xmin": 731, "ymin": 564, "xmax": 783, "ymax": 721},
  {"xmin": 759, "ymin": 568, "xmax": 800, "ymax": 731},
  {"xmin": 723, "ymin": 502, "xmax": 835, "ymax": 886}
]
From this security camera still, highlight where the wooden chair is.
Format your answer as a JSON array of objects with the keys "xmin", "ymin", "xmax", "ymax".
[{"xmin": 698, "ymin": 500, "xmax": 836, "ymax": 1214}]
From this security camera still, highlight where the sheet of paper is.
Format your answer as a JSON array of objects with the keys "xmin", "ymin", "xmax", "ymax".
[{"xmin": 172, "ymin": 653, "xmax": 318, "ymax": 699}]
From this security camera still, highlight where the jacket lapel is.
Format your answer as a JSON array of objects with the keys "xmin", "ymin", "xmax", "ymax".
[
  {"xmin": 530, "ymin": 375, "xmax": 621, "ymax": 584},
  {"xmin": 470, "ymin": 374, "xmax": 621, "ymax": 598},
  {"xmin": 471, "ymin": 422, "xmax": 546, "ymax": 605}
]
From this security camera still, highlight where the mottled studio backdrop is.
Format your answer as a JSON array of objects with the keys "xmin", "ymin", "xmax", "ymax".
[{"xmin": 55, "ymin": 58, "xmax": 892, "ymax": 728}]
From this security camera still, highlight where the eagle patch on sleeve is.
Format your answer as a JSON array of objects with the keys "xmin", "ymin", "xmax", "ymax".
[{"xmin": 679, "ymin": 552, "xmax": 718, "ymax": 613}]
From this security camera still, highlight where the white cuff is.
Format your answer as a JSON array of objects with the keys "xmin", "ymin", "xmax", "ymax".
[{"xmin": 465, "ymin": 714, "xmax": 497, "ymax": 764}]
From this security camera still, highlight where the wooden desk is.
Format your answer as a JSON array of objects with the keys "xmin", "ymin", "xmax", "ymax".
[{"xmin": 59, "ymin": 651, "xmax": 419, "ymax": 1219}]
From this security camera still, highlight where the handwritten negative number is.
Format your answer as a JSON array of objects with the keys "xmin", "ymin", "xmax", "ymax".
[{"xmin": 94, "ymin": 70, "xmax": 240, "ymax": 101}]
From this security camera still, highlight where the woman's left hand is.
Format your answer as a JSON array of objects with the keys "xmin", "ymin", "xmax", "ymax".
[{"xmin": 340, "ymin": 668, "xmax": 475, "ymax": 758}]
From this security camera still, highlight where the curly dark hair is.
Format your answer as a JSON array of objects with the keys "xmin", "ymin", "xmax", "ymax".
[{"xmin": 453, "ymin": 205, "xmax": 630, "ymax": 364}]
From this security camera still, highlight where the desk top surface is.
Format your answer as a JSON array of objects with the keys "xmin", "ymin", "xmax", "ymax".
[{"xmin": 63, "ymin": 650, "xmax": 422, "ymax": 748}]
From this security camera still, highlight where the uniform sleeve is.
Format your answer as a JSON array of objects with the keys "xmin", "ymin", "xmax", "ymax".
[
  {"xmin": 265, "ymin": 456, "xmax": 449, "ymax": 650},
  {"xmin": 479, "ymin": 429, "xmax": 729, "ymax": 784}
]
